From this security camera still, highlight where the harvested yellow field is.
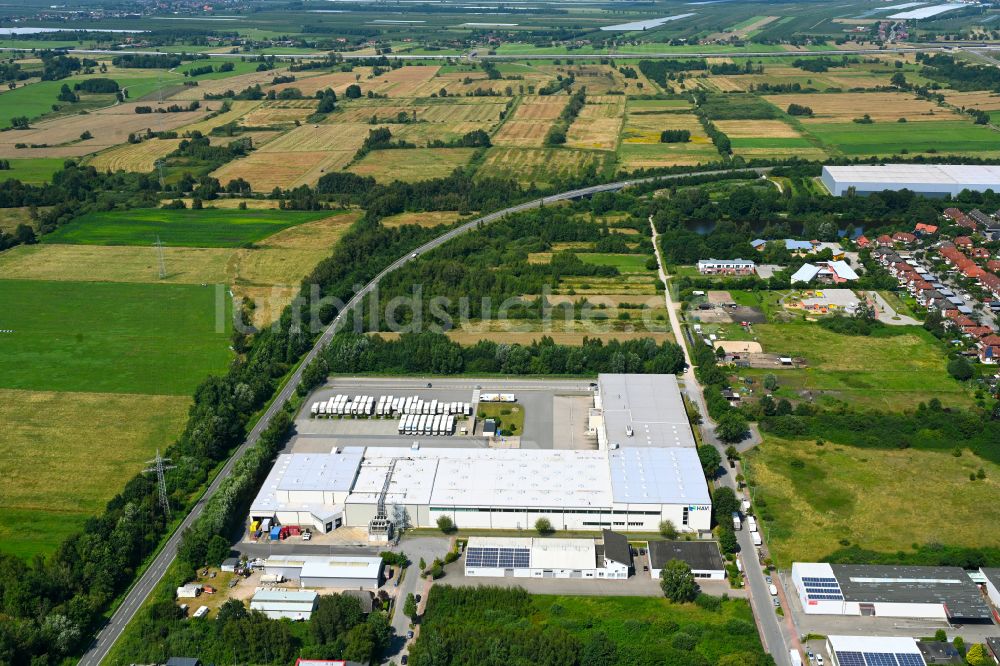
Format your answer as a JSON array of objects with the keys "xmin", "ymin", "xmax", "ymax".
[
  {"xmin": 556, "ymin": 65, "xmax": 623, "ymax": 94},
  {"xmin": 566, "ymin": 99, "xmax": 625, "ymax": 151},
  {"xmin": 381, "ymin": 211, "xmax": 464, "ymax": 228},
  {"xmin": 212, "ymin": 150, "xmax": 354, "ymax": 190},
  {"xmin": 765, "ymin": 92, "xmax": 956, "ymax": 122},
  {"xmin": 270, "ymin": 70, "xmax": 365, "ymax": 97},
  {"xmin": 515, "ymin": 96, "xmax": 567, "ymax": 120},
  {"xmin": 169, "ymin": 69, "xmax": 299, "ymax": 101},
  {"xmin": 226, "ymin": 212, "xmax": 359, "ymax": 326},
  {"xmin": 0, "ymin": 102, "xmax": 208, "ymax": 159},
  {"xmin": 493, "ymin": 119, "xmax": 553, "ymax": 146},
  {"xmin": 708, "ymin": 76, "xmax": 749, "ymax": 93},
  {"xmin": 212, "ymin": 123, "xmax": 368, "ymax": 189},
  {"xmin": 0, "ymin": 244, "xmax": 232, "ymax": 284},
  {"xmin": 88, "ymin": 138, "xmax": 181, "ymax": 173},
  {"xmin": 365, "ymin": 65, "xmax": 440, "ymax": 96},
  {"xmin": 714, "ymin": 119, "xmax": 801, "ymax": 138},
  {"xmin": 176, "ymin": 100, "xmax": 263, "ymax": 135},
  {"xmin": 943, "ymin": 90, "xmax": 1000, "ymax": 110},
  {"xmin": 241, "ymin": 104, "xmax": 317, "ymax": 127}
]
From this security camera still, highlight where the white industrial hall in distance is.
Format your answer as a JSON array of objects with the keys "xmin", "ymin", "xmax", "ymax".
[{"xmin": 248, "ymin": 374, "xmax": 711, "ymax": 539}]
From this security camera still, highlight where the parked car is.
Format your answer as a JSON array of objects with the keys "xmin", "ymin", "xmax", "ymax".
[
  {"xmin": 772, "ymin": 598, "xmax": 780, "ymax": 607},
  {"xmin": 816, "ymin": 657, "xmax": 824, "ymax": 666},
  {"xmin": 302, "ymin": 531, "xmax": 312, "ymax": 541},
  {"xmin": 768, "ymin": 584, "xmax": 778, "ymax": 596},
  {"xmin": 407, "ymin": 630, "xmax": 414, "ymax": 639},
  {"xmin": 415, "ymin": 594, "xmax": 421, "ymax": 603},
  {"xmin": 765, "ymin": 575, "xmax": 772, "ymax": 585},
  {"xmin": 401, "ymin": 656, "xmax": 408, "ymax": 665}
]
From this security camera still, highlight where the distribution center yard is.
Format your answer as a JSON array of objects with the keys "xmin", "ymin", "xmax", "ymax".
[
  {"xmin": 0, "ymin": 280, "xmax": 232, "ymax": 395},
  {"xmin": 747, "ymin": 436, "xmax": 1000, "ymax": 567}
]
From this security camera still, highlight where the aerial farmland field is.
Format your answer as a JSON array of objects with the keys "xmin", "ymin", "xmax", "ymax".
[{"xmin": 42, "ymin": 208, "xmax": 330, "ymax": 247}]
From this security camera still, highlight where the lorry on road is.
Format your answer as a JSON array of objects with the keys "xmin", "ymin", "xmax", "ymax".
[
  {"xmin": 752, "ymin": 532, "xmax": 762, "ymax": 546},
  {"xmin": 747, "ymin": 516, "xmax": 758, "ymax": 532},
  {"xmin": 732, "ymin": 512, "xmax": 742, "ymax": 530}
]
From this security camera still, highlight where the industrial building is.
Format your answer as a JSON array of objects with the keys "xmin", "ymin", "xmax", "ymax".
[
  {"xmin": 982, "ymin": 567, "xmax": 1000, "ymax": 612},
  {"xmin": 261, "ymin": 555, "xmax": 383, "ymax": 590},
  {"xmin": 592, "ymin": 373, "xmax": 697, "ymax": 449},
  {"xmin": 825, "ymin": 635, "xmax": 932, "ymax": 666},
  {"xmin": 463, "ymin": 530, "xmax": 632, "ymax": 579},
  {"xmin": 792, "ymin": 563, "xmax": 993, "ymax": 622},
  {"xmin": 250, "ymin": 445, "xmax": 711, "ymax": 535},
  {"xmin": 250, "ymin": 589, "xmax": 319, "ymax": 620},
  {"xmin": 647, "ymin": 540, "xmax": 726, "ymax": 580},
  {"xmin": 249, "ymin": 374, "xmax": 711, "ymax": 539},
  {"xmin": 822, "ymin": 164, "xmax": 1000, "ymax": 197}
]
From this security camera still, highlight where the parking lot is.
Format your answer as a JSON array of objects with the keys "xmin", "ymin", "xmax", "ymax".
[{"xmin": 291, "ymin": 377, "xmax": 595, "ymax": 451}]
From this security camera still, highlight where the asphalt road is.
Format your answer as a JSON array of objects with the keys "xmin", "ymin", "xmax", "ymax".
[
  {"xmin": 649, "ymin": 219, "xmax": 791, "ymax": 666},
  {"xmin": 77, "ymin": 166, "xmax": 771, "ymax": 666},
  {"xmin": 2, "ymin": 44, "xmax": 993, "ymax": 61}
]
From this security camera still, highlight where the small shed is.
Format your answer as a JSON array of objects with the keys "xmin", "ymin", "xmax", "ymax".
[
  {"xmin": 221, "ymin": 557, "xmax": 240, "ymax": 573},
  {"xmin": 483, "ymin": 419, "xmax": 497, "ymax": 436}
]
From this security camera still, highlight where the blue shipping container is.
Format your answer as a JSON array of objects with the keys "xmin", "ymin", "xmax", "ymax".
[{"xmin": 269, "ymin": 526, "xmax": 281, "ymax": 540}]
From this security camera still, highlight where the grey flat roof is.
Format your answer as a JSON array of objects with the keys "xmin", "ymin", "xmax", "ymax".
[
  {"xmin": 602, "ymin": 529, "xmax": 632, "ymax": 567},
  {"xmin": 608, "ymin": 447, "xmax": 710, "ymax": 505},
  {"xmin": 598, "ymin": 373, "xmax": 696, "ymax": 448},
  {"xmin": 981, "ymin": 567, "xmax": 1000, "ymax": 588},
  {"xmin": 831, "ymin": 564, "xmax": 992, "ymax": 621},
  {"xmin": 648, "ymin": 540, "xmax": 725, "ymax": 572}
]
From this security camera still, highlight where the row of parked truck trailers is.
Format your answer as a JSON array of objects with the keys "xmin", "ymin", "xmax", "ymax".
[
  {"xmin": 397, "ymin": 413, "xmax": 457, "ymax": 436},
  {"xmin": 310, "ymin": 394, "xmax": 473, "ymax": 419}
]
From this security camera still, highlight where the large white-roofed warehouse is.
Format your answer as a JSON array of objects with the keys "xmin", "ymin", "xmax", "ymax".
[
  {"xmin": 822, "ymin": 164, "xmax": 1000, "ymax": 197},
  {"xmin": 248, "ymin": 374, "xmax": 711, "ymax": 538}
]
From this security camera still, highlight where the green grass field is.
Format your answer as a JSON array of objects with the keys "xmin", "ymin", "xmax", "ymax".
[
  {"xmin": 476, "ymin": 402, "xmax": 525, "ymax": 435},
  {"xmin": 805, "ymin": 120, "xmax": 1000, "ymax": 156},
  {"xmin": 577, "ymin": 252, "xmax": 653, "ymax": 272},
  {"xmin": 0, "ymin": 158, "xmax": 66, "ymax": 184},
  {"xmin": 0, "ymin": 388, "xmax": 191, "ymax": 558},
  {"xmin": 748, "ymin": 321, "xmax": 972, "ymax": 409},
  {"xmin": 0, "ymin": 80, "xmax": 79, "ymax": 127},
  {"xmin": 42, "ymin": 207, "xmax": 329, "ymax": 247},
  {"xmin": 746, "ymin": 436, "xmax": 1000, "ymax": 567},
  {"xmin": 0, "ymin": 280, "xmax": 232, "ymax": 395}
]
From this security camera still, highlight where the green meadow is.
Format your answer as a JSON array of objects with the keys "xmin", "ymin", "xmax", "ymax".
[{"xmin": 41, "ymin": 207, "xmax": 330, "ymax": 248}]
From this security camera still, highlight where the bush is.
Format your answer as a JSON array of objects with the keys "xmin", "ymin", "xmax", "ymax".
[
  {"xmin": 535, "ymin": 517, "xmax": 554, "ymax": 535},
  {"xmin": 436, "ymin": 515, "xmax": 455, "ymax": 533}
]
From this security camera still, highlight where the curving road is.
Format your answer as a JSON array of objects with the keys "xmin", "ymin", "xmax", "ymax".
[{"xmin": 77, "ymin": 165, "xmax": 770, "ymax": 666}]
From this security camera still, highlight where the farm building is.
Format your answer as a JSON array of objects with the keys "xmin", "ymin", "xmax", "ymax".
[
  {"xmin": 250, "ymin": 589, "xmax": 319, "ymax": 621},
  {"xmin": 647, "ymin": 540, "xmax": 726, "ymax": 580},
  {"xmin": 463, "ymin": 530, "xmax": 631, "ymax": 579},
  {"xmin": 262, "ymin": 555, "xmax": 383, "ymax": 589},
  {"xmin": 791, "ymin": 563, "xmax": 993, "ymax": 623},
  {"xmin": 825, "ymin": 635, "xmax": 930, "ymax": 666},
  {"xmin": 822, "ymin": 164, "xmax": 1000, "ymax": 197},
  {"xmin": 696, "ymin": 258, "xmax": 756, "ymax": 275}
]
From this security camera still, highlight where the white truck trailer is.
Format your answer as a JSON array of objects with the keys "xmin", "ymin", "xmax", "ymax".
[
  {"xmin": 732, "ymin": 512, "xmax": 742, "ymax": 531},
  {"xmin": 747, "ymin": 516, "xmax": 758, "ymax": 533}
]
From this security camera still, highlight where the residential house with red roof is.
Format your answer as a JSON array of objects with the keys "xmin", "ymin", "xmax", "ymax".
[
  {"xmin": 914, "ymin": 223, "xmax": 938, "ymax": 235},
  {"xmin": 877, "ymin": 234, "xmax": 894, "ymax": 247},
  {"xmin": 954, "ymin": 236, "xmax": 973, "ymax": 250},
  {"xmin": 892, "ymin": 231, "xmax": 917, "ymax": 245},
  {"xmin": 856, "ymin": 235, "xmax": 871, "ymax": 249}
]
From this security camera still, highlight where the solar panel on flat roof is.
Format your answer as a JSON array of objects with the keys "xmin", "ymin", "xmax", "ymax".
[
  {"xmin": 835, "ymin": 652, "xmax": 864, "ymax": 666},
  {"xmin": 861, "ymin": 653, "xmax": 897, "ymax": 666},
  {"xmin": 466, "ymin": 546, "xmax": 530, "ymax": 569}
]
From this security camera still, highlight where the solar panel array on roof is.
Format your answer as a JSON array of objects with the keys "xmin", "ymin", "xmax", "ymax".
[
  {"xmin": 834, "ymin": 652, "xmax": 926, "ymax": 666},
  {"xmin": 801, "ymin": 575, "xmax": 843, "ymax": 601},
  {"xmin": 465, "ymin": 546, "xmax": 530, "ymax": 569}
]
